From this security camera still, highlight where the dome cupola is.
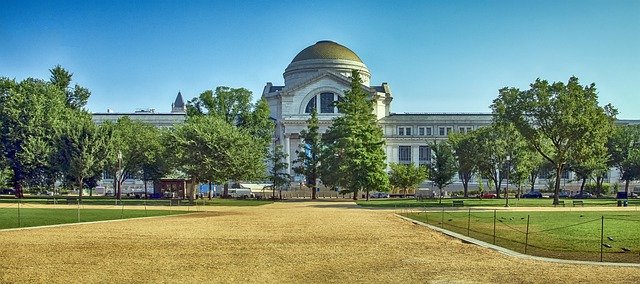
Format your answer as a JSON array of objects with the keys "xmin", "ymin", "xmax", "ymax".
[{"xmin": 284, "ymin": 40, "xmax": 371, "ymax": 86}]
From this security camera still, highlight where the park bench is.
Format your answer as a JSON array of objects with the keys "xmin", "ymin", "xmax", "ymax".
[
  {"xmin": 554, "ymin": 200, "xmax": 565, "ymax": 207},
  {"xmin": 572, "ymin": 200, "xmax": 584, "ymax": 207},
  {"xmin": 452, "ymin": 200, "xmax": 464, "ymax": 207}
]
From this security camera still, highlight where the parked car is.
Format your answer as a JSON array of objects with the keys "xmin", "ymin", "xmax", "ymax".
[
  {"xmin": 571, "ymin": 192, "xmax": 593, "ymax": 199},
  {"xmin": 1, "ymin": 188, "xmax": 15, "ymax": 195},
  {"xmin": 549, "ymin": 191, "xmax": 570, "ymax": 198},
  {"xmin": 480, "ymin": 192, "xmax": 497, "ymax": 199},
  {"xmin": 370, "ymin": 192, "xmax": 389, "ymax": 198},
  {"xmin": 522, "ymin": 191, "xmax": 543, "ymax": 198}
]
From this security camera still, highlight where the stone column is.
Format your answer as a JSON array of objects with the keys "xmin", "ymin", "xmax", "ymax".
[{"xmin": 284, "ymin": 133, "xmax": 291, "ymax": 175}]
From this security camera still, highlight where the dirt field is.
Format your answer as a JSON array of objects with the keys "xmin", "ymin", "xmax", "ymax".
[{"xmin": 0, "ymin": 201, "xmax": 638, "ymax": 283}]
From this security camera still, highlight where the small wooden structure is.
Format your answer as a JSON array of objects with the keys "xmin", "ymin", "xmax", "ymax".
[{"xmin": 153, "ymin": 178, "xmax": 197, "ymax": 199}]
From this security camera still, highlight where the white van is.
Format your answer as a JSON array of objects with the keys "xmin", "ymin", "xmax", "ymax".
[{"xmin": 228, "ymin": 188, "xmax": 254, "ymax": 199}]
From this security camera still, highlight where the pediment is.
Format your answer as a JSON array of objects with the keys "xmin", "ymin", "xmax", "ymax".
[{"xmin": 282, "ymin": 70, "xmax": 374, "ymax": 96}]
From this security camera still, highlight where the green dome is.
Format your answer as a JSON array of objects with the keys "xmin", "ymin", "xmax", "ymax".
[{"xmin": 291, "ymin": 41, "xmax": 363, "ymax": 63}]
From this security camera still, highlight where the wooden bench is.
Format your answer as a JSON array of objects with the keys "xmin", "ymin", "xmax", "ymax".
[
  {"xmin": 572, "ymin": 200, "xmax": 584, "ymax": 207},
  {"xmin": 554, "ymin": 200, "xmax": 565, "ymax": 207},
  {"xmin": 452, "ymin": 200, "xmax": 464, "ymax": 207}
]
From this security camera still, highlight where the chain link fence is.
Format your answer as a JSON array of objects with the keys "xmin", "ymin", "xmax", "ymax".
[{"xmin": 399, "ymin": 207, "xmax": 640, "ymax": 263}]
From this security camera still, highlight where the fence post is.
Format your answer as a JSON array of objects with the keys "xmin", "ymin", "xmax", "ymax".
[
  {"xmin": 467, "ymin": 208, "xmax": 471, "ymax": 236},
  {"xmin": 441, "ymin": 206, "xmax": 444, "ymax": 226},
  {"xmin": 121, "ymin": 201, "xmax": 124, "ymax": 219},
  {"xmin": 600, "ymin": 216, "xmax": 604, "ymax": 262},
  {"xmin": 493, "ymin": 209, "xmax": 497, "ymax": 245},
  {"xmin": 77, "ymin": 198, "xmax": 80, "ymax": 223},
  {"xmin": 144, "ymin": 199, "xmax": 148, "ymax": 217},
  {"xmin": 525, "ymin": 215, "xmax": 530, "ymax": 254}
]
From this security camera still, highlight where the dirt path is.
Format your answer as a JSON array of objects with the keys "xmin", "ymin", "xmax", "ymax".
[{"xmin": 0, "ymin": 202, "xmax": 637, "ymax": 283}]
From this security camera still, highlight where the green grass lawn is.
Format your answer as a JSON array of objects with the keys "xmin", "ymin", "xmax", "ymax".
[
  {"xmin": 0, "ymin": 206, "xmax": 189, "ymax": 230},
  {"xmin": 0, "ymin": 196, "xmax": 273, "ymax": 207},
  {"xmin": 404, "ymin": 210, "xmax": 640, "ymax": 263},
  {"xmin": 358, "ymin": 197, "xmax": 640, "ymax": 208}
]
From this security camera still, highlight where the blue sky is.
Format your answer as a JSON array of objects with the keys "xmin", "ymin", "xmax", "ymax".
[{"xmin": 1, "ymin": 0, "xmax": 639, "ymax": 118}]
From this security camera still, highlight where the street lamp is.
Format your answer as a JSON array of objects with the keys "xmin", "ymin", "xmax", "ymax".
[
  {"xmin": 117, "ymin": 150, "xmax": 122, "ymax": 200},
  {"xmin": 505, "ymin": 155, "xmax": 511, "ymax": 207}
]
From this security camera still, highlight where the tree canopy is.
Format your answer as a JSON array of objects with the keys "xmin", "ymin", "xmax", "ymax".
[
  {"xmin": 492, "ymin": 77, "xmax": 616, "ymax": 204},
  {"xmin": 320, "ymin": 70, "xmax": 389, "ymax": 200}
]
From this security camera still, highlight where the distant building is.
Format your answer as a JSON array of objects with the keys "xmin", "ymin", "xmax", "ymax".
[{"xmin": 92, "ymin": 40, "xmax": 640, "ymax": 194}]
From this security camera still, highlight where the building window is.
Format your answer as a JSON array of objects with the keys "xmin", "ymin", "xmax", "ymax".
[
  {"xmin": 426, "ymin": 127, "xmax": 432, "ymax": 136},
  {"xmin": 459, "ymin": 126, "xmax": 473, "ymax": 134},
  {"xmin": 439, "ymin": 127, "xmax": 445, "ymax": 136},
  {"xmin": 398, "ymin": 127, "xmax": 412, "ymax": 136},
  {"xmin": 399, "ymin": 146, "xmax": 412, "ymax": 164},
  {"xmin": 446, "ymin": 127, "xmax": 453, "ymax": 135},
  {"xmin": 305, "ymin": 93, "xmax": 339, "ymax": 114},
  {"xmin": 418, "ymin": 127, "xmax": 425, "ymax": 136},
  {"xmin": 305, "ymin": 96, "xmax": 317, "ymax": 113},
  {"xmin": 320, "ymin": 92, "xmax": 335, "ymax": 113},
  {"xmin": 419, "ymin": 146, "xmax": 431, "ymax": 165}
]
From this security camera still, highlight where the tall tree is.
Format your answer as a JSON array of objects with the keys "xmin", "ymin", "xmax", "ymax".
[
  {"xmin": 58, "ymin": 112, "xmax": 104, "ymax": 200},
  {"xmin": 428, "ymin": 141, "xmax": 457, "ymax": 204},
  {"xmin": 388, "ymin": 163, "xmax": 427, "ymax": 199},
  {"xmin": 294, "ymin": 109, "xmax": 321, "ymax": 199},
  {"xmin": 267, "ymin": 145, "xmax": 290, "ymax": 199},
  {"xmin": 448, "ymin": 131, "xmax": 478, "ymax": 197},
  {"xmin": 321, "ymin": 70, "xmax": 389, "ymax": 200},
  {"xmin": 0, "ymin": 77, "xmax": 67, "ymax": 197},
  {"xmin": 186, "ymin": 87, "xmax": 272, "ymax": 197},
  {"xmin": 49, "ymin": 65, "xmax": 91, "ymax": 110},
  {"xmin": 492, "ymin": 77, "xmax": 616, "ymax": 205},
  {"xmin": 607, "ymin": 125, "xmax": 640, "ymax": 194},
  {"xmin": 473, "ymin": 124, "xmax": 510, "ymax": 198}
]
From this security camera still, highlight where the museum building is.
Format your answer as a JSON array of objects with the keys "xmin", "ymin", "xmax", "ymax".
[{"xmin": 94, "ymin": 40, "xmax": 639, "ymax": 193}]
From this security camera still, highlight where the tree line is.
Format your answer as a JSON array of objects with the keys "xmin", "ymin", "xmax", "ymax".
[
  {"xmin": 2, "ymin": 67, "xmax": 638, "ymax": 204},
  {"xmin": 0, "ymin": 67, "xmax": 273, "ymax": 200}
]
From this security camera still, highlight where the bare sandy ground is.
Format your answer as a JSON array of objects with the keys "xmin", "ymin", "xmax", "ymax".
[{"xmin": 0, "ymin": 201, "xmax": 638, "ymax": 283}]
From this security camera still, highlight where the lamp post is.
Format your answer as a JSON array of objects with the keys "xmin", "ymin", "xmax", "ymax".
[
  {"xmin": 505, "ymin": 155, "xmax": 511, "ymax": 207},
  {"xmin": 117, "ymin": 151, "xmax": 122, "ymax": 200}
]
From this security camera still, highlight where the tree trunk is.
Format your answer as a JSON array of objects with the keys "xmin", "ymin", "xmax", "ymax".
[
  {"xmin": 78, "ymin": 178, "xmax": 84, "ymax": 201},
  {"xmin": 579, "ymin": 177, "xmax": 587, "ymax": 194},
  {"xmin": 311, "ymin": 186, "xmax": 317, "ymax": 200},
  {"xmin": 14, "ymin": 181, "xmax": 23, "ymax": 198},
  {"xmin": 279, "ymin": 189, "xmax": 282, "ymax": 200},
  {"xmin": 529, "ymin": 171, "xmax": 538, "ymax": 193},
  {"xmin": 208, "ymin": 181, "xmax": 213, "ymax": 200},
  {"xmin": 223, "ymin": 183, "xmax": 230, "ymax": 198},
  {"xmin": 462, "ymin": 180, "xmax": 469, "ymax": 198},
  {"xmin": 624, "ymin": 179, "xmax": 630, "ymax": 195},
  {"xmin": 113, "ymin": 176, "xmax": 117, "ymax": 199},
  {"xmin": 352, "ymin": 189, "xmax": 358, "ymax": 200},
  {"xmin": 553, "ymin": 165, "xmax": 562, "ymax": 205},
  {"xmin": 144, "ymin": 180, "xmax": 148, "ymax": 199}
]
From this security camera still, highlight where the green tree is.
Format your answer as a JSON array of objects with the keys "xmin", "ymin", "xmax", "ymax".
[
  {"xmin": 388, "ymin": 163, "xmax": 427, "ymax": 199},
  {"xmin": 473, "ymin": 124, "xmax": 510, "ymax": 198},
  {"xmin": 57, "ymin": 112, "xmax": 104, "ymax": 200},
  {"xmin": 127, "ymin": 123, "xmax": 170, "ymax": 198},
  {"xmin": 186, "ymin": 87, "xmax": 272, "ymax": 197},
  {"xmin": 448, "ymin": 131, "xmax": 478, "ymax": 197},
  {"xmin": 427, "ymin": 140, "xmax": 457, "ymax": 203},
  {"xmin": 492, "ymin": 77, "xmax": 616, "ymax": 205},
  {"xmin": 607, "ymin": 125, "xmax": 640, "ymax": 194},
  {"xmin": 268, "ymin": 145, "xmax": 290, "ymax": 199},
  {"xmin": 171, "ymin": 115, "xmax": 265, "ymax": 200},
  {"xmin": 0, "ymin": 77, "xmax": 67, "ymax": 197},
  {"xmin": 49, "ymin": 65, "xmax": 91, "ymax": 110},
  {"xmin": 321, "ymin": 70, "xmax": 389, "ymax": 200},
  {"xmin": 294, "ymin": 109, "xmax": 321, "ymax": 199}
]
